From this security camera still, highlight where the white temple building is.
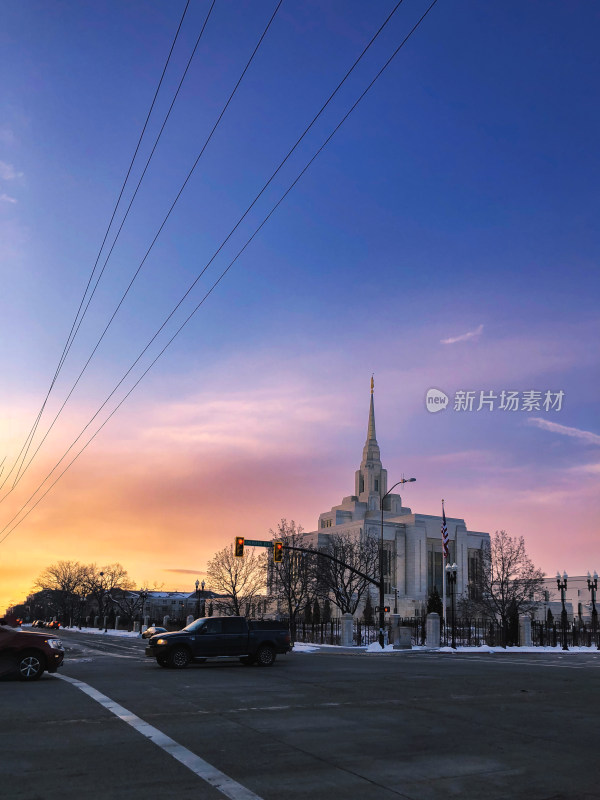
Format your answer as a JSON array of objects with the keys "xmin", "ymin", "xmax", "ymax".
[{"xmin": 302, "ymin": 382, "xmax": 490, "ymax": 617}]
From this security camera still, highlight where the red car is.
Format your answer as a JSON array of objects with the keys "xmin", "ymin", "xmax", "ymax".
[{"xmin": 0, "ymin": 623, "xmax": 65, "ymax": 681}]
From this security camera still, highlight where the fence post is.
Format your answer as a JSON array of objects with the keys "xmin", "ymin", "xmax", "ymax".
[
  {"xmin": 426, "ymin": 613, "xmax": 441, "ymax": 649},
  {"xmin": 341, "ymin": 613, "xmax": 354, "ymax": 646},
  {"xmin": 518, "ymin": 615, "xmax": 532, "ymax": 647}
]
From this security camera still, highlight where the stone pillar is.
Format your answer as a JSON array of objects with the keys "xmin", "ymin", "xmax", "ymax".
[
  {"xmin": 426, "ymin": 613, "xmax": 441, "ymax": 649},
  {"xmin": 114, "ymin": 616, "xmax": 120, "ymax": 630},
  {"xmin": 133, "ymin": 621, "xmax": 140, "ymax": 632},
  {"xmin": 163, "ymin": 615, "xmax": 170, "ymax": 629},
  {"xmin": 186, "ymin": 614, "xmax": 194, "ymax": 626},
  {"xmin": 519, "ymin": 615, "xmax": 532, "ymax": 647},
  {"xmin": 103, "ymin": 616, "xmax": 109, "ymax": 630},
  {"xmin": 94, "ymin": 616, "xmax": 99, "ymax": 627},
  {"xmin": 143, "ymin": 615, "xmax": 149, "ymax": 628},
  {"xmin": 390, "ymin": 616, "xmax": 412, "ymax": 649},
  {"xmin": 341, "ymin": 614, "xmax": 354, "ymax": 646}
]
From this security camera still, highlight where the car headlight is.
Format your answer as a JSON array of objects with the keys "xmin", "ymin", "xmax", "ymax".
[
  {"xmin": 48, "ymin": 639, "xmax": 63, "ymax": 650},
  {"xmin": 155, "ymin": 638, "xmax": 168, "ymax": 646}
]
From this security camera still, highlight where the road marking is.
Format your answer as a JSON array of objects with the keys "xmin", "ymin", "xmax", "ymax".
[{"xmin": 54, "ymin": 674, "xmax": 264, "ymax": 800}]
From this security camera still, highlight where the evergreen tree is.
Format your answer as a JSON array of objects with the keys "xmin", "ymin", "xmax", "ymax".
[
  {"xmin": 362, "ymin": 592, "xmax": 375, "ymax": 625},
  {"xmin": 312, "ymin": 598, "xmax": 321, "ymax": 625},
  {"xmin": 427, "ymin": 586, "xmax": 443, "ymax": 616},
  {"xmin": 304, "ymin": 602, "xmax": 313, "ymax": 624}
]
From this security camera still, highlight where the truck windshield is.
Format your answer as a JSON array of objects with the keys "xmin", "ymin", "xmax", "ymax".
[{"xmin": 182, "ymin": 619, "xmax": 206, "ymax": 633}]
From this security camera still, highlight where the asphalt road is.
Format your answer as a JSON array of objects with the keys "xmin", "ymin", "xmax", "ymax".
[{"xmin": 2, "ymin": 630, "xmax": 600, "ymax": 800}]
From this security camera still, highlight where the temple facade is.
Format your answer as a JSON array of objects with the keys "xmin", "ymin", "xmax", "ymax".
[{"xmin": 301, "ymin": 381, "xmax": 490, "ymax": 617}]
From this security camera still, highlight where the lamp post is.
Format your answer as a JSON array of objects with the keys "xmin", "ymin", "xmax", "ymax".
[
  {"xmin": 379, "ymin": 477, "xmax": 416, "ymax": 648},
  {"xmin": 587, "ymin": 571, "xmax": 598, "ymax": 633},
  {"xmin": 78, "ymin": 595, "xmax": 86, "ymax": 630},
  {"xmin": 445, "ymin": 563, "xmax": 458, "ymax": 648},
  {"xmin": 139, "ymin": 590, "xmax": 148, "ymax": 634},
  {"xmin": 195, "ymin": 579, "xmax": 202, "ymax": 618},
  {"xmin": 556, "ymin": 571, "xmax": 568, "ymax": 651}
]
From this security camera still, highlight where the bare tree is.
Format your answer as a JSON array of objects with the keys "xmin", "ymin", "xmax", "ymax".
[
  {"xmin": 82, "ymin": 563, "xmax": 134, "ymax": 624},
  {"xmin": 206, "ymin": 545, "xmax": 266, "ymax": 616},
  {"xmin": 35, "ymin": 560, "xmax": 88, "ymax": 623},
  {"xmin": 317, "ymin": 531, "xmax": 379, "ymax": 615},
  {"xmin": 109, "ymin": 587, "xmax": 147, "ymax": 630},
  {"xmin": 268, "ymin": 519, "xmax": 315, "ymax": 641},
  {"xmin": 474, "ymin": 530, "xmax": 545, "ymax": 629}
]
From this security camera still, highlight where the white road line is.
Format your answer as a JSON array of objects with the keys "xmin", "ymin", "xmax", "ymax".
[{"xmin": 54, "ymin": 674, "xmax": 264, "ymax": 800}]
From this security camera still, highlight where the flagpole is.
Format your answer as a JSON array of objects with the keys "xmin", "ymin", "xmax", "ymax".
[{"xmin": 442, "ymin": 499, "xmax": 447, "ymax": 636}]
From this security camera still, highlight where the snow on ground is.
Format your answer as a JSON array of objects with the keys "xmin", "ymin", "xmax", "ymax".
[{"xmin": 23, "ymin": 626, "xmax": 600, "ymax": 654}]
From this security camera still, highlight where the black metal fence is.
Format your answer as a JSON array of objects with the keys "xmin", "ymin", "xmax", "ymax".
[{"xmin": 290, "ymin": 616, "xmax": 600, "ymax": 648}]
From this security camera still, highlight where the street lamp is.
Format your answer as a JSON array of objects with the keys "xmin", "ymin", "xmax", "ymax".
[
  {"xmin": 556, "ymin": 571, "xmax": 568, "ymax": 651},
  {"xmin": 379, "ymin": 477, "xmax": 416, "ymax": 648},
  {"xmin": 445, "ymin": 563, "xmax": 458, "ymax": 648},
  {"xmin": 78, "ymin": 595, "xmax": 86, "ymax": 630},
  {"xmin": 587, "ymin": 571, "xmax": 598, "ymax": 633}
]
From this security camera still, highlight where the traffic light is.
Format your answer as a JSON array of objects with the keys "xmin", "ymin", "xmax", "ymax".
[
  {"xmin": 273, "ymin": 541, "xmax": 283, "ymax": 563},
  {"xmin": 234, "ymin": 536, "xmax": 244, "ymax": 558}
]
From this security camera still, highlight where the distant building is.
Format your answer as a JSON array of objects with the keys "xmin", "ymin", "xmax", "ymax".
[
  {"xmin": 533, "ymin": 575, "xmax": 598, "ymax": 623},
  {"xmin": 301, "ymin": 382, "xmax": 490, "ymax": 617}
]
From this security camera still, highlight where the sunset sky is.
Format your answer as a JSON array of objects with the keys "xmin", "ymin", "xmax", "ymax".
[{"xmin": 1, "ymin": 1, "xmax": 599, "ymax": 612}]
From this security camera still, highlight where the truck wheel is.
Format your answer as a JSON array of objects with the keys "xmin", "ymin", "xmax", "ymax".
[
  {"xmin": 256, "ymin": 645, "xmax": 276, "ymax": 667},
  {"xmin": 169, "ymin": 647, "xmax": 191, "ymax": 669},
  {"xmin": 18, "ymin": 651, "xmax": 45, "ymax": 681}
]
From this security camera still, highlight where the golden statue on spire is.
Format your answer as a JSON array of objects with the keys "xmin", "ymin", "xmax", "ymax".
[{"xmin": 371, "ymin": 374, "xmax": 374, "ymax": 394}]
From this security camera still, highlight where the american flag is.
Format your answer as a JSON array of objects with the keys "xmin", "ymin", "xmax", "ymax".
[{"xmin": 441, "ymin": 504, "xmax": 449, "ymax": 559}]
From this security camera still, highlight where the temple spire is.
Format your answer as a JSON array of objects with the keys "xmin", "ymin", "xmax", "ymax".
[
  {"xmin": 367, "ymin": 376, "xmax": 376, "ymax": 442},
  {"xmin": 355, "ymin": 376, "xmax": 387, "ymax": 502}
]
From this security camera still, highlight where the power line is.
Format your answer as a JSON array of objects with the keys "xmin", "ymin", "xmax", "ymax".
[
  {"xmin": 0, "ymin": 0, "xmax": 438, "ymax": 547},
  {"xmin": 3, "ymin": 0, "xmax": 280, "ymax": 497},
  {"xmin": 1, "ymin": 1, "xmax": 192, "ymax": 493}
]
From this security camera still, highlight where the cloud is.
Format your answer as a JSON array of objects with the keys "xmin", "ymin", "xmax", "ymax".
[
  {"xmin": 528, "ymin": 417, "xmax": 600, "ymax": 446},
  {"xmin": 164, "ymin": 568, "xmax": 207, "ymax": 575},
  {"xmin": 0, "ymin": 161, "xmax": 22, "ymax": 181},
  {"xmin": 0, "ymin": 193, "xmax": 17, "ymax": 204},
  {"xmin": 441, "ymin": 324, "xmax": 484, "ymax": 345}
]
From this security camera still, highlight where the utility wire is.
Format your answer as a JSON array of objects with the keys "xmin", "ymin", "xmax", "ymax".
[
  {"xmin": 4, "ymin": 0, "xmax": 279, "ymax": 498},
  {"xmin": 1, "ymin": 1, "xmax": 192, "ymax": 493},
  {"xmin": 6, "ymin": 0, "xmax": 402, "ymax": 495},
  {"xmin": 0, "ymin": 0, "xmax": 438, "ymax": 547},
  {"xmin": 0, "ymin": 0, "xmax": 407, "ymax": 532}
]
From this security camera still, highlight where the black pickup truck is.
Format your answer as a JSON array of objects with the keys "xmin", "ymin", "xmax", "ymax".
[{"xmin": 145, "ymin": 616, "xmax": 291, "ymax": 668}]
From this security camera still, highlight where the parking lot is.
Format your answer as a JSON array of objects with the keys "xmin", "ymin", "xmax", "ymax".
[{"xmin": 2, "ymin": 629, "xmax": 600, "ymax": 800}]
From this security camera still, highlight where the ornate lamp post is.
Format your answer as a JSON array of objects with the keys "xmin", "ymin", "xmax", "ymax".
[
  {"xmin": 379, "ymin": 477, "xmax": 416, "ymax": 648},
  {"xmin": 587, "ymin": 571, "xmax": 598, "ymax": 633},
  {"xmin": 445, "ymin": 563, "xmax": 458, "ymax": 648},
  {"xmin": 556, "ymin": 571, "xmax": 569, "ymax": 651}
]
